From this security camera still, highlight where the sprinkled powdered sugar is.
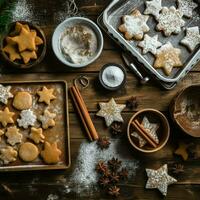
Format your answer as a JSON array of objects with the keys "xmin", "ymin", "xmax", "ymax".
[
  {"xmin": 0, "ymin": 85, "xmax": 13, "ymax": 105},
  {"xmin": 144, "ymin": 0, "xmax": 162, "ymax": 19}
]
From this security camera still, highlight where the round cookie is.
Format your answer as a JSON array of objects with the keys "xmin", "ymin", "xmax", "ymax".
[
  {"xmin": 19, "ymin": 142, "xmax": 39, "ymax": 162},
  {"xmin": 13, "ymin": 91, "xmax": 32, "ymax": 110}
]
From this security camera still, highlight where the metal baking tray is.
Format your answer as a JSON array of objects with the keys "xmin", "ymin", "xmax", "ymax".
[
  {"xmin": 0, "ymin": 80, "xmax": 70, "ymax": 171},
  {"xmin": 102, "ymin": 0, "xmax": 200, "ymax": 83}
]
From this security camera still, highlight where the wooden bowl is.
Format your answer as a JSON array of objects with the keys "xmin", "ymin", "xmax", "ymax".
[
  {"xmin": 127, "ymin": 109, "xmax": 170, "ymax": 153},
  {"xmin": 0, "ymin": 21, "xmax": 46, "ymax": 69},
  {"xmin": 170, "ymin": 84, "xmax": 200, "ymax": 137}
]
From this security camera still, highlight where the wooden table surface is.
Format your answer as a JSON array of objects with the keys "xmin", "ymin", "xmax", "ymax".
[{"xmin": 0, "ymin": 0, "xmax": 200, "ymax": 199}]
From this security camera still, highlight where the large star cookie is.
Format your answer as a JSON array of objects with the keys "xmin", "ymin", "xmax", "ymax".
[
  {"xmin": 37, "ymin": 86, "xmax": 56, "ymax": 105},
  {"xmin": 38, "ymin": 109, "xmax": 56, "ymax": 129},
  {"xmin": 0, "ymin": 107, "xmax": 15, "ymax": 127},
  {"xmin": 3, "ymin": 43, "xmax": 21, "ymax": 62},
  {"xmin": 5, "ymin": 126, "xmax": 23, "ymax": 146},
  {"xmin": 154, "ymin": 42, "xmax": 183, "ymax": 76},
  {"xmin": 144, "ymin": 0, "xmax": 162, "ymax": 19},
  {"xmin": 119, "ymin": 9, "xmax": 150, "ymax": 40},
  {"xmin": 0, "ymin": 146, "xmax": 18, "ymax": 164},
  {"xmin": 146, "ymin": 164, "xmax": 177, "ymax": 196},
  {"xmin": 181, "ymin": 26, "xmax": 200, "ymax": 51},
  {"xmin": 138, "ymin": 34, "xmax": 162, "ymax": 55},
  {"xmin": 177, "ymin": 0, "xmax": 198, "ymax": 18},
  {"xmin": 157, "ymin": 6, "xmax": 185, "ymax": 36},
  {"xmin": 0, "ymin": 84, "xmax": 13, "ymax": 105},
  {"xmin": 96, "ymin": 98, "xmax": 126, "ymax": 127}
]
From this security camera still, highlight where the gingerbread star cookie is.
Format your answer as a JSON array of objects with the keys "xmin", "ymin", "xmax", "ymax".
[
  {"xmin": 13, "ymin": 91, "xmax": 32, "ymax": 110},
  {"xmin": 181, "ymin": 26, "xmax": 200, "ymax": 51},
  {"xmin": 19, "ymin": 142, "xmax": 39, "ymax": 162},
  {"xmin": 154, "ymin": 42, "xmax": 183, "ymax": 76},
  {"xmin": 38, "ymin": 109, "xmax": 56, "ymax": 129},
  {"xmin": 10, "ymin": 27, "xmax": 36, "ymax": 52},
  {"xmin": 10, "ymin": 22, "xmax": 30, "ymax": 36},
  {"xmin": 0, "ymin": 146, "xmax": 18, "ymax": 164},
  {"xmin": 29, "ymin": 127, "xmax": 45, "ymax": 144},
  {"xmin": 144, "ymin": 0, "xmax": 162, "ymax": 19},
  {"xmin": 138, "ymin": 34, "xmax": 162, "ymax": 55},
  {"xmin": 41, "ymin": 141, "xmax": 61, "ymax": 164},
  {"xmin": 20, "ymin": 51, "xmax": 37, "ymax": 64},
  {"xmin": 17, "ymin": 109, "xmax": 37, "ymax": 129},
  {"xmin": 3, "ymin": 43, "xmax": 21, "ymax": 62},
  {"xmin": 177, "ymin": 0, "xmax": 198, "ymax": 18},
  {"xmin": 157, "ymin": 6, "xmax": 185, "ymax": 36},
  {"xmin": 0, "ymin": 84, "xmax": 13, "ymax": 105},
  {"xmin": 119, "ymin": 9, "xmax": 150, "ymax": 40},
  {"xmin": 0, "ymin": 107, "xmax": 15, "ymax": 127},
  {"xmin": 5, "ymin": 126, "xmax": 23, "ymax": 146},
  {"xmin": 37, "ymin": 86, "xmax": 56, "ymax": 105}
]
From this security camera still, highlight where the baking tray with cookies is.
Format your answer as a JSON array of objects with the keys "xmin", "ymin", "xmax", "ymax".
[
  {"xmin": 101, "ymin": 0, "xmax": 200, "ymax": 87},
  {"xmin": 0, "ymin": 80, "xmax": 70, "ymax": 171}
]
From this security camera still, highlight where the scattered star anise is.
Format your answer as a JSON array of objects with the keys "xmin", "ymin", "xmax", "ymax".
[
  {"xmin": 108, "ymin": 157, "xmax": 122, "ymax": 171},
  {"xmin": 108, "ymin": 186, "xmax": 120, "ymax": 197},
  {"xmin": 119, "ymin": 167, "xmax": 129, "ymax": 179},
  {"xmin": 98, "ymin": 177, "xmax": 110, "ymax": 188},
  {"xmin": 171, "ymin": 163, "xmax": 184, "ymax": 175},
  {"xmin": 96, "ymin": 161, "xmax": 107, "ymax": 173},
  {"xmin": 103, "ymin": 168, "xmax": 111, "ymax": 177},
  {"xmin": 126, "ymin": 96, "xmax": 138, "ymax": 110},
  {"xmin": 110, "ymin": 172, "xmax": 120, "ymax": 183},
  {"xmin": 97, "ymin": 136, "xmax": 110, "ymax": 150},
  {"xmin": 110, "ymin": 122, "xmax": 123, "ymax": 136}
]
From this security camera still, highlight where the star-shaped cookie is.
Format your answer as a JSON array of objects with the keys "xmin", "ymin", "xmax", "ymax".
[
  {"xmin": 29, "ymin": 127, "xmax": 45, "ymax": 144},
  {"xmin": 119, "ymin": 9, "xmax": 150, "ymax": 40},
  {"xmin": 174, "ymin": 141, "xmax": 189, "ymax": 161},
  {"xmin": 157, "ymin": 6, "xmax": 185, "ymax": 36},
  {"xmin": 0, "ymin": 146, "xmax": 18, "ymax": 164},
  {"xmin": 41, "ymin": 142, "xmax": 61, "ymax": 164},
  {"xmin": 5, "ymin": 126, "xmax": 23, "ymax": 146},
  {"xmin": 144, "ymin": 0, "xmax": 162, "ymax": 19},
  {"xmin": 178, "ymin": 0, "xmax": 198, "ymax": 18},
  {"xmin": 96, "ymin": 98, "xmax": 126, "ymax": 127},
  {"xmin": 0, "ymin": 107, "xmax": 15, "ymax": 127},
  {"xmin": 146, "ymin": 164, "xmax": 177, "ymax": 196},
  {"xmin": 138, "ymin": 34, "xmax": 162, "ymax": 55},
  {"xmin": 181, "ymin": 26, "xmax": 200, "ymax": 51},
  {"xmin": 38, "ymin": 109, "xmax": 56, "ymax": 129},
  {"xmin": 3, "ymin": 43, "xmax": 21, "ymax": 62},
  {"xmin": 37, "ymin": 86, "xmax": 56, "ymax": 105},
  {"xmin": 21, "ymin": 51, "xmax": 37, "ymax": 64},
  {"xmin": 0, "ymin": 84, "xmax": 13, "ymax": 105},
  {"xmin": 154, "ymin": 42, "xmax": 183, "ymax": 76}
]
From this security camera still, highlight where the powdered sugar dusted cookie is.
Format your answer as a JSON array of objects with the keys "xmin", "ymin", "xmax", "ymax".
[
  {"xmin": 157, "ymin": 6, "xmax": 185, "ymax": 36},
  {"xmin": 154, "ymin": 42, "xmax": 183, "ymax": 76},
  {"xmin": 138, "ymin": 34, "xmax": 162, "ymax": 55},
  {"xmin": 17, "ymin": 109, "xmax": 37, "ymax": 129},
  {"xmin": 177, "ymin": 0, "xmax": 198, "ymax": 18},
  {"xmin": 181, "ymin": 26, "xmax": 200, "ymax": 51},
  {"xmin": 5, "ymin": 126, "xmax": 23, "ymax": 146},
  {"xmin": 144, "ymin": 0, "xmax": 162, "ymax": 19},
  {"xmin": 0, "ymin": 146, "xmax": 18, "ymax": 164},
  {"xmin": 0, "ymin": 84, "xmax": 13, "ymax": 105},
  {"xmin": 119, "ymin": 9, "xmax": 150, "ymax": 40}
]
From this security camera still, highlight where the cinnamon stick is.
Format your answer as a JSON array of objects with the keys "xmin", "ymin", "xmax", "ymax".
[{"xmin": 69, "ymin": 88, "xmax": 93, "ymax": 141}]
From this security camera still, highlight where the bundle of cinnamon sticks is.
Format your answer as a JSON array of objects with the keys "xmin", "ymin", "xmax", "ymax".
[{"xmin": 69, "ymin": 85, "xmax": 99, "ymax": 141}]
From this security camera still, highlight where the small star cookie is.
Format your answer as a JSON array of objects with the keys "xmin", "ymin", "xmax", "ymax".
[
  {"xmin": 144, "ymin": 0, "xmax": 162, "ymax": 19},
  {"xmin": 119, "ymin": 9, "xmax": 150, "ymax": 40},
  {"xmin": 3, "ymin": 43, "xmax": 21, "ymax": 62},
  {"xmin": 13, "ymin": 91, "xmax": 32, "ymax": 110},
  {"xmin": 0, "ymin": 146, "xmax": 18, "ymax": 164},
  {"xmin": 96, "ymin": 98, "xmax": 126, "ymax": 127},
  {"xmin": 157, "ymin": 6, "xmax": 185, "ymax": 36},
  {"xmin": 0, "ymin": 107, "xmax": 15, "ymax": 127},
  {"xmin": 38, "ymin": 109, "xmax": 56, "ymax": 129},
  {"xmin": 0, "ymin": 130, "xmax": 4, "ymax": 142},
  {"xmin": 29, "ymin": 127, "xmax": 45, "ymax": 144},
  {"xmin": 41, "ymin": 141, "xmax": 61, "ymax": 164},
  {"xmin": 138, "ymin": 34, "xmax": 162, "ymax": 55},
  {"xmin": 21, "ymin": 51, "xmax": 37, "ymax": 64},
  {"xmin": 177, "ymin": 0, "xmax": 198, "ymax": 18},
  {"xmin": 17, "ymin": 109, "xmax": 37, "ymax": 129},
  {"xmin": 154, "ymin": 42, "xmax": 183, "ymax": 76},
  {"xmin": 181, "ymin": 26, "xmax": 200, "ymax": 51},
  {"xmin": 10, "ymin": 21, "xmax": 30, "ymax": 36},
  {"xmin": 37, "ymin": 86, "xmax": 56, "ymax": 105},
  {"xmin": 0, "ymin": 84, "xmax": 13, "ymax": 105},
  {"xmin": 174, "ymin": 141, "xmax": 189, "ymax": 161},
  {"xmin": 5, "ymin": 126, "xmax": 23, "ymax": 146}
]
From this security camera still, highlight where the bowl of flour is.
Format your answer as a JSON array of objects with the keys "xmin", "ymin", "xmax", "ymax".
[{"xmin": 52, "ymin": 17, "xmax": 103, "ymax": 68}]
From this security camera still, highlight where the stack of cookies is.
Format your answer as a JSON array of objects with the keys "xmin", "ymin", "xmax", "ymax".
[{"xmin": 2, "ymin": 22, "xmax": 44, "ymax": 64}]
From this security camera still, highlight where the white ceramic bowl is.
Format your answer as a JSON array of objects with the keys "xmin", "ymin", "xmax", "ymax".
[{"xmin": 52, "ymin": 17, "xmax": 104, "ymax": 68}]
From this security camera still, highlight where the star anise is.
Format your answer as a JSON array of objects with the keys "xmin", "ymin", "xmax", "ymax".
[
  {"xmin": 119, "ymin": 167, "xmax": 129, "ymax": 179},
  {"xmin": 96, "ymin": 161, "xmax": 107, "ymax": 173},
  {"xmin": 171, "ymin": 163, "xmax": 184, "ymax": 175},
  {"xmin": 108, "ymin": 157, "xmax": 122, "ymax": 171},
  {"xmin": 98, "ymin": 177, "xmax": 110, "ymax": 188},
  {"xmin": 103, "ymin": 168, "xmax": 111, "ymax": 177},
  {"xmin": 110, "ymin": 122, "xmax": 123, "ymax": 136},
  {"xmin": 97, "ymin": 136, "xmax": 110, "ymax": 150},
  {"xmin": 108, "ymin": 186, "xmax": 120, "ymax": 197},
  {"xmin": 110, "ymin": 172, "xmax": 120, "ymax": 183},
  {"xmin": 126, "ymin": 96, "xmax": 138, "ymax": 110}
]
